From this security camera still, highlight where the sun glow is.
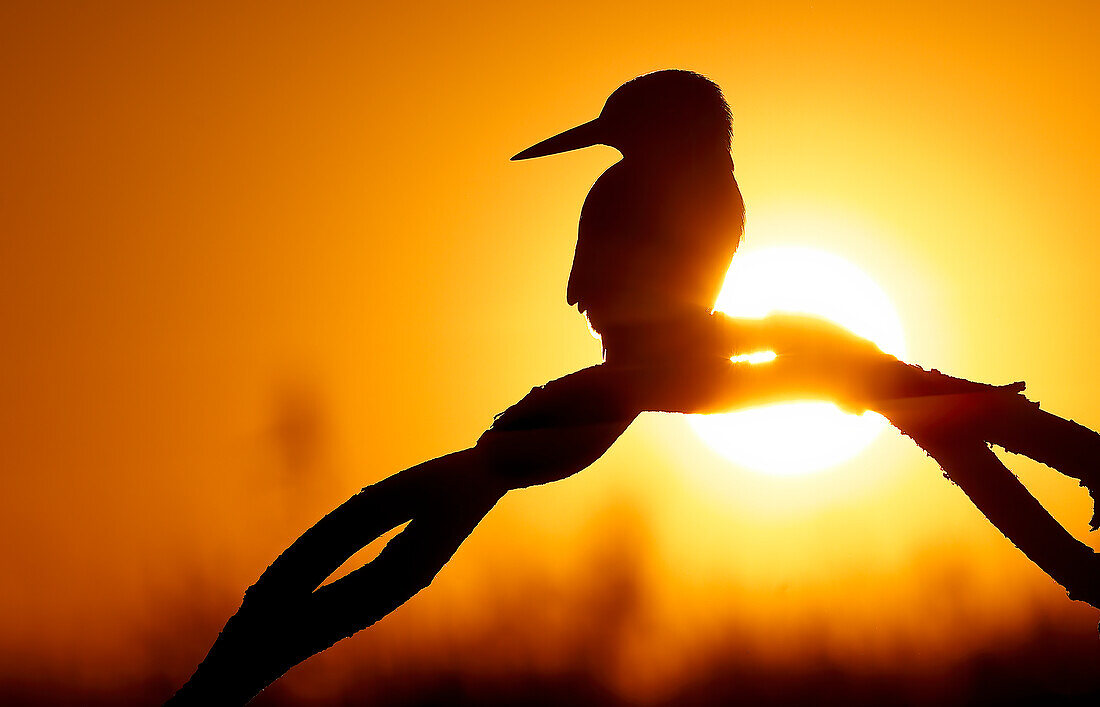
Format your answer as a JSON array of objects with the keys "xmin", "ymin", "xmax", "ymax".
[{"xmin": 689, "ymin": 245, "xmax": 906, "ymax": 476}]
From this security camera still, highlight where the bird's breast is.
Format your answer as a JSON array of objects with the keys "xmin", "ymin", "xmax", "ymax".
[{"xmin": 571, "ymin": 160, "xmax": 743, "ymax": 328}]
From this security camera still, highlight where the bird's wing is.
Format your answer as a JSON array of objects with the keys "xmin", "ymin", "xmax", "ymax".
[
  {"xmin": 566, "ymin": 164, "xmax": 632, "ymax": 313},
  {"xmin": 566, "ymin": 210, "xmax": 599, "ymax": 310}
]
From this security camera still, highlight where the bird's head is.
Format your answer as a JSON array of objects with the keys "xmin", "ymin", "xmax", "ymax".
[{"xmin": 512, "ymin": 70, "xmax": 732, "ymax": 161}]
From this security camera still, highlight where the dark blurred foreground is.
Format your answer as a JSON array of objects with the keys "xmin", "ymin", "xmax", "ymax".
[{"xmin": 3, "ymin": 609, "xmax": 1098, "ymax": 707}]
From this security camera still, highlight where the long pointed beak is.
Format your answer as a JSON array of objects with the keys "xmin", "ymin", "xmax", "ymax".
[{"xmin": 511, "ymin": 118, "xmax": 605, "ymax": 161}]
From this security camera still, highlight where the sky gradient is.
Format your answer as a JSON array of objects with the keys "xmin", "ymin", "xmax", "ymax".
[{"xmin": 2, "ymin": 2, "xmax": 1099, "ymax": 704}]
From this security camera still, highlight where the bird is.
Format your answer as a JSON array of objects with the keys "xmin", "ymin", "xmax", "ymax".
[{"xmin": 512, "ymin": 70, "xmax": 745, "ymax": 363}]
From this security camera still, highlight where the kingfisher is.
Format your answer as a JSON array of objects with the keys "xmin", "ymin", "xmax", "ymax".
[{"xmin": 512, "ymin": 70, "xmax": 745, "ymax": 362}]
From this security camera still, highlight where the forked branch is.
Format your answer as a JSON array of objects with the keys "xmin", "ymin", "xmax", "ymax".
[{"xmin": 168, "ymin": 334, "xmax": 1100, "ymax": 705}]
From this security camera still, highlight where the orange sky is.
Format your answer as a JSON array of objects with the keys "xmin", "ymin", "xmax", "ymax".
[{"xmin": 2, "ymin": 1, "xmax": 1100, "ymax": 703}]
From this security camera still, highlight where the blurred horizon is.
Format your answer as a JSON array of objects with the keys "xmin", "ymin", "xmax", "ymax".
[{"xmin": 2, "ymin": 1, "xmax": 1100, "ymax": 704}]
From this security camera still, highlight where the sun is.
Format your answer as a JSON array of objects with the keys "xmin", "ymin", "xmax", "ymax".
[{"xmin": 689, "ymin": 245, "xmax": 906, "ymax": 476}]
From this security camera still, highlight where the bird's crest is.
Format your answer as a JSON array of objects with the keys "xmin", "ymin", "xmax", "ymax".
[{"xmin": 601, "ymin": 70, "xmax": 732, "ymax": 152}]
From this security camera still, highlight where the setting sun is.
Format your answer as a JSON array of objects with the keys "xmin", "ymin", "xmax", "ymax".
[
  {"xmin": 8, "ymin": 4, "xmax": 1100, "ymax": 705},
  {"xmin": 690, "ymin": 243, "xmax": 906, "ymax": 475}
]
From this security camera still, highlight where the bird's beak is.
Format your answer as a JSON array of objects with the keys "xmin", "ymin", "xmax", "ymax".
[{"xmin": 511, "ymin": 118, "xmax": 605, "ymax": 160}]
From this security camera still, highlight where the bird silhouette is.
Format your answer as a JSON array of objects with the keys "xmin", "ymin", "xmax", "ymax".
[{"xmin": 513, "ymin": 70, "xmax": 745, "ymax": 363}]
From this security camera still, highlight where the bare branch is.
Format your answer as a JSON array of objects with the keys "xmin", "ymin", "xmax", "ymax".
[{"xmin": 167, "ymin": 344, "xmax": 1100, "ymax": 705}]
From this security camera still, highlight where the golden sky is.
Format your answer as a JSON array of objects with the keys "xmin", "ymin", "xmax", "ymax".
[{"xmin": 2, "ymin": 1, "xmax": 1099, "ymax": 703}]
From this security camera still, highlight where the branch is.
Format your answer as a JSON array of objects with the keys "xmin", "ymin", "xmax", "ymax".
[
  {"xmin": 884, "ymin": 393, "xmax": 1100, "ymax": 607},
  {"xmin": 168, "ymin": 329, "xmax": 1100, "ymax": 704}
]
